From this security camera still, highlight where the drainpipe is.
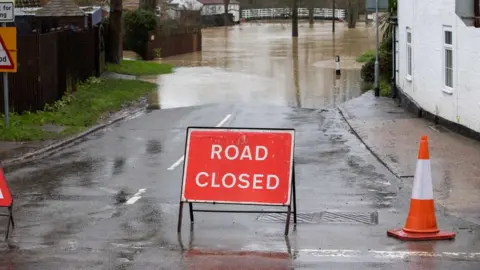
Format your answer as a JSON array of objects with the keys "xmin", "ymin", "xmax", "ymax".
[{"xmin": 391, "ymin": 16, "xmax": 398, "ymax": 99}]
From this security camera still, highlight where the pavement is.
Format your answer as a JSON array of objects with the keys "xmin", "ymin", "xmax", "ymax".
[
  {"xmin": 0, "ymin": 103, "xmax": 478, "ymax": 269},
  {"xmin": 339, "ymin": 90, "xmax": 480, "ymax": 226}
]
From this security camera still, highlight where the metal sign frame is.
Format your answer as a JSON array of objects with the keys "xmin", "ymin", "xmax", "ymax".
[
  {"xmin": 177, "ymin": 126, "xmax": 298, "ymax": 235},
  {"xmin": 0, "ymin": 201, "xmax": 14, "ymax": 239}
]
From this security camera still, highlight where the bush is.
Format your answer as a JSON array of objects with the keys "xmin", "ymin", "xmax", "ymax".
[
  {"xmin": 124, "ymin": 9, "xmax": 158, "ymax": 59},
  {"xmin": 360, "ymin": 38, "xmax": 393, "ymax": 83},
  {"xmin": 356, "ymin": 49, "xmax": 376, "ymax": 63}
]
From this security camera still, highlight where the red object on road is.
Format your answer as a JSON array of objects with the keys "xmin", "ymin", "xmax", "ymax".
[
  {"xmin": 184, "ymin": 249, "xmax": 290, "ymax": 270},
  {"xmin": 181, "ymin": 128, "xmax": 295, "ymax": 205},
  {"xmin": 0, "ymin": 168, "xmax": 12, "ymax": 207}
]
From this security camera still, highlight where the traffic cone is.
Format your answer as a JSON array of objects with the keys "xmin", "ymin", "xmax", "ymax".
[{"xmin": 387, "ymin": 136, "xmax": 456, "ymax": 241}]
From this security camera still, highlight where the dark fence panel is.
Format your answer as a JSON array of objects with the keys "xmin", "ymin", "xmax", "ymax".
[
  {"xmin": 0, "ymin": 35, "xmax": 40, "ymax": 113},
  {"xmin": 39, "ymin": 32, "xmax": 60, "ymax": 104},
  {"xmin": 146, "ymin": 27, "xmax": 202, "ymax": 60},
  {"xmin": 0, "ymin": 28, "xmax": 99, "ymax": 114}
]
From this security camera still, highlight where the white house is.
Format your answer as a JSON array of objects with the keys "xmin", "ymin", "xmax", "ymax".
[
  {"xmin": 396, "ymin": 0, "xmax": 480, "ymax": 133},
  {"xmin": 198, "ymin": 0, "xmax": 240, "ymax": 23}
]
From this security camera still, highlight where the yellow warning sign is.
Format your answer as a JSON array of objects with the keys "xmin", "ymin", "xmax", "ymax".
[{"xmin": 0, "ymin": 27, "xmax": 16, "ymax": 73}]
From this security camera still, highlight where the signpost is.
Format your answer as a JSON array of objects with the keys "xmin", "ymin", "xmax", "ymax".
[
  {"xmin": 0, "ymin": 168, "xmax": 14, "ymax": 239},
  {"xmin": 0, "ymin": 1, "xmax": 15, "ymax": 128},
  {"xmin": 177, "ymin": 127, "xmax": 297, "ymax": 235},
  {"xmin": 366, "ymin": 0, "xmax": 388, "ymax": 97}
]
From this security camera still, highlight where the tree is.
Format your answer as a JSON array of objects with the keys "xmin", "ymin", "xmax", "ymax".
[
  {"xmin": 346, "ymin": 0, "xmax": 359, "ymax": 28},
  {"xmin": 380, "ymin": 0, "xmax": 398, "ymax": 41},
  {"xmin": 292, "ymin": 0, "xmax": 298, "ymax": 37},
  {"xmin": 223, "ymin": 0, "xmax": 230, "ymax": 25},
  {"xmin": 140, "ymin": 0, "xmax": 157, "ymax": 11},
  {"xmin": 107, "ymin": 0, "xmax": 123, "ymax": 64},
  {"xmin": 308, "ymin": 0, "xmax": 314, "ymax": 25}
]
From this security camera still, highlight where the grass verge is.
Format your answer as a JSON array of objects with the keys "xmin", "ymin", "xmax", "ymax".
[
  {"xmin": 356, "ymin": 49, "xmax": 376, "ymax": 63},
  {"xmin": 0, "ymin": 78, "xmax": 158, "ymax": 141},
  {"xmin": 106, "ymin": 59, "xmax": 173, "ymax": 76}
]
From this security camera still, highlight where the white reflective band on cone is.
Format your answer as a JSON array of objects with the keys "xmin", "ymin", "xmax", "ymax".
[
  {"xmin": 0, "ymin": 189, "xmax": 3, "ymax": 199},
  {"xmin": 411, "ymin": 159, "xmax": 434, "ymax": 200}
]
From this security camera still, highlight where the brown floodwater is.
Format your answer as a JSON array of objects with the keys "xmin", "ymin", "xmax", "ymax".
[{"xmin": 144, "ymin": 21, "xmax": 376, "ymax": 109}]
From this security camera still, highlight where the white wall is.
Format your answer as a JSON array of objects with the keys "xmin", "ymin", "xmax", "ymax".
[
  {"xmin": 396, "ymin": 0, "xmax": 480, "ymax": 133},
  {"xmin": 201, "ymin": 4, "xmax": 240, "ymax": 22}
]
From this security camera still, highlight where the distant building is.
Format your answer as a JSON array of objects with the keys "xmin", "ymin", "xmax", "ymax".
[
  {"xmin": 396, "ymin": 0, "xmax": 480, "ymax": 134},
  {"xmin": 198, "ymin": 0, "xmax": 240, "ymax": 23}
]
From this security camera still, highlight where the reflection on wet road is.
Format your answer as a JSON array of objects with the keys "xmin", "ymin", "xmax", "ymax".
[
  {"xmin": 153, "ymin": 22, "xmax": 374, "ymax": 109},
  {"xmin": 1, "ymin": 22, "xmax": 480, "ymax": 269}
]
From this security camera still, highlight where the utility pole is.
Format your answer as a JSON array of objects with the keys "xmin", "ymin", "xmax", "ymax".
[
  {"xmin": 374, "ymin": 0, "xmax": 380, "ymax": 96},
  {"xmin": 332, "ymin": 0, "xmax": 335, "ymax": 32},
  {"xmin": 292, "ymin": 0, "xmax": 298, "ymax": 37}
]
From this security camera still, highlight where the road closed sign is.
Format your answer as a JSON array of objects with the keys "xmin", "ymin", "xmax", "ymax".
[{"xmin": 181, "ymin": 127, "xmax": 295, "ymax": 205}]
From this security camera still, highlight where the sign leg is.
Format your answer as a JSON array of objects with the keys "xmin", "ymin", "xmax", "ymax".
[
  {"xmin": 9, "ymin": 206, "xmax": 14, "ymax": 228},
  {"xmin": 4, "ymin": 211, "xmax": 11, "ymax": 240},
  {"xmin": 284, "ymin": 205, "xmax": 292, "ymax": 235},
  {"xmin": 189, "ymin": 202, "xmax": 194, "ymax": 223},
  {"xmin": 292, "ymin": 162, "xmax": 298, "ymax": 224},
  {"xmin": 177, "ymin": 202, "xmax": 184, "ymax": 233}
]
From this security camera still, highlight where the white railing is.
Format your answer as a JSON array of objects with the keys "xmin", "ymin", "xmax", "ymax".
[{"xmin": 241, "ymin": 8, "xmax": 346, "ymax": 19}]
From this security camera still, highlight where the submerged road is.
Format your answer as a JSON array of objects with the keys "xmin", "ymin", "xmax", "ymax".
[{"xmin": 1, "ymin": 22, "xmax": 480, "ymax": 269}]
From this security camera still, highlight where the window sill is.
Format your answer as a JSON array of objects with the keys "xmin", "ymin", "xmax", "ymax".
[
  {"xmin": 405, "ymin": 75, "xmax": 412, "ymax": 82},
  {"xmin": 442, "ymin": 88, "xmax": 453, "ymax": 95}
]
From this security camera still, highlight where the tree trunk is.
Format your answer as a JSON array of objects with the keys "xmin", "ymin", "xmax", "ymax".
[
  {"xmin": 292, "ymin": 0, "xmax": 298, "ymax": 37},
  {"xmin": 308, "ymin": 0, "xmax": 314, "ymax": 25},
  {"xmin": 223, "ymin": 0, "xmax": 230, "ymax": 26},
  {"xmin": 346, "ymin": 0, "xmax": 358, "ymax": 28},
  {"xmin": 107, "ymin": 0, "xmax": 123, "ymax": 64}
]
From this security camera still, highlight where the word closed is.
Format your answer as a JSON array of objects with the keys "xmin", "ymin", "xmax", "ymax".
[{"xmin": 182, "ymin": 128, "xmax": 294, "ymax": 205}]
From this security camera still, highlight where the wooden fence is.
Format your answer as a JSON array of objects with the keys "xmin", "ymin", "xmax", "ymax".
[
  {"xmin": 0, "ymin": 26, "xmax": 104, "ymax": 113},
  {"xmin": 145, "ymin": 26, "xmax": 202, "ymax": 60}
]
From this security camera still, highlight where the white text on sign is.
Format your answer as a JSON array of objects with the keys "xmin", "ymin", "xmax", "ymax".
[
  {"xmin": 0, "ymin": 2, "xmax": 14, "ymax": 22},
  {"xmin": 195, "ymin": 144, "xmax": 280, "ymax": 190}
]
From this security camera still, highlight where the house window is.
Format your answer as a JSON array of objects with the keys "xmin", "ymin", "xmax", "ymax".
[
  {"xmin": 406, "ymin": 27, "xmax": 412, "ymax": 78},
  {"xmin": 443, "ymin": 27, "xmax": 453, "ymax": 89}
]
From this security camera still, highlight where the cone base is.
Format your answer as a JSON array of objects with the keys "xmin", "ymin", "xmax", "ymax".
[{"xmin": 387, "ymin": 228, "xmax": 456, "ymax": 241}]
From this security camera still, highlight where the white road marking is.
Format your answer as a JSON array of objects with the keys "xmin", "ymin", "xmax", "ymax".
[
  {"xmin": 215, "ymin": 114, "xmax": 232, "ymax": 127},
  {"xmin": 298, "ymin": 249, "xmax": 480, "ymax": 261},
  {"xmin": 236, "ymin": 247, "xmax": 480, "ymax": 261},
  {"xmin": 167, "ymin": 114, "xmax": 232, "ymax": 171},
  {"xmin": 125, "ymin": 188, "xmax": 146, "ymax": 205},
  {"xmin": 167, "ymin": 156, "xmax": 185, "ymax": 171}
]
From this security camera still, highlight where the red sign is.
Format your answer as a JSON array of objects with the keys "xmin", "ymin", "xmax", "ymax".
[
  {"xmin": 0, "ymin": 168, "xmax": 12, "ymax": 207},
  {"xmin": 181, "ymin": 128, "xmax": 294, "ymax": 205}
]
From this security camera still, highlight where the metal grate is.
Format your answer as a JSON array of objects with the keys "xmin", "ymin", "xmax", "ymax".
[
  {"xmin": 256, "ymin": 212, "xmax": 323, "ymax": 223},
  {"xmin": 256, "ymin": 211, "xmax": 378, "ymax": 225}
]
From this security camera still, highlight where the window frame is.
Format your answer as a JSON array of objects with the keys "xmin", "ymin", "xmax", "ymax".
[
  {"xmin": 406, "ymin": 27, "xmax": 413, "ymax": 80},
  {"xmin": 443, "ymin": 26, "xmax": 454, "ymax": 92}
]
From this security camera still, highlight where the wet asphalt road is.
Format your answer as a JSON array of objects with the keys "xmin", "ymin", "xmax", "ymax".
[
  {"xmin": 1, "ymin": 22, "xmax": 480, "ymax": 269},
  {"xmin": 1, "ymin": 105, "xmax": 479, "ymax": 269}
]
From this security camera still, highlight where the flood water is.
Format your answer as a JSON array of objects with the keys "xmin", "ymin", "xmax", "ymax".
[{"xmin": 149, "ymin": 21, "xmax": 376, "ymax": 109}]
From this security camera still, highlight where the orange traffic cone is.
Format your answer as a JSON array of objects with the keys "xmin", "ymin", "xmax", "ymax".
[{"xmin": 387, "ymin": 136, "xmax": 456, "ymax": 241}]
